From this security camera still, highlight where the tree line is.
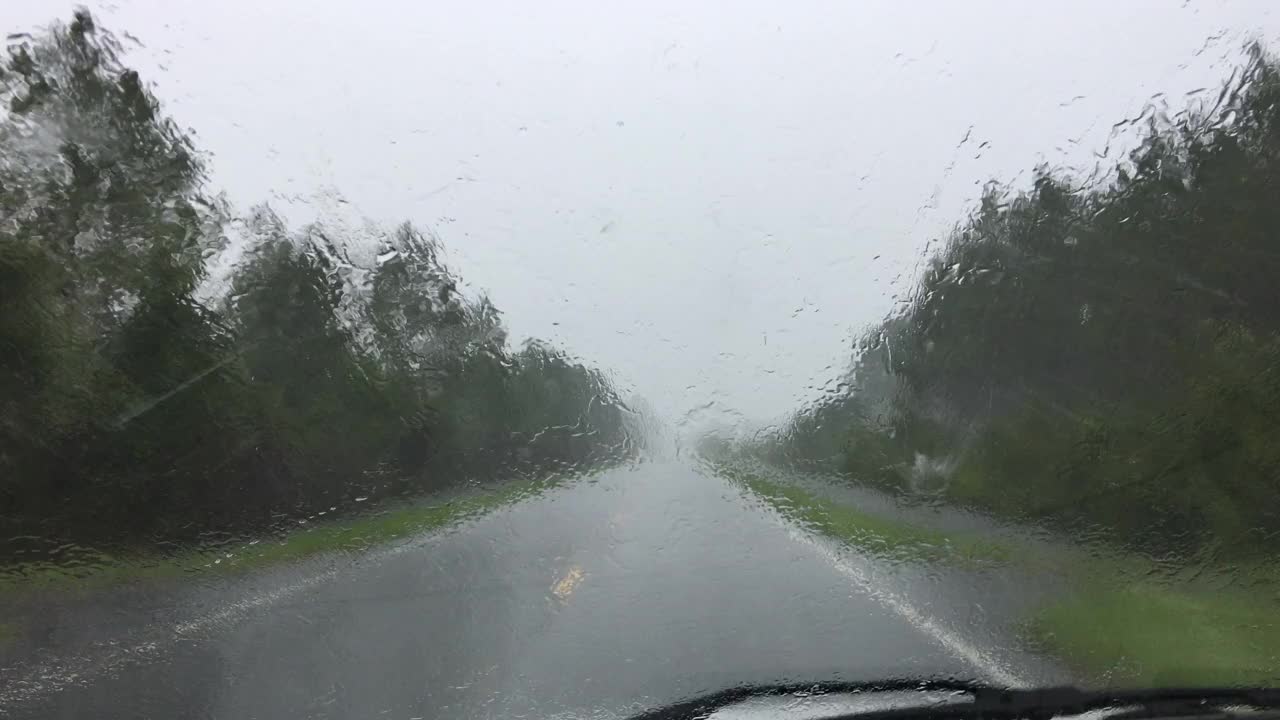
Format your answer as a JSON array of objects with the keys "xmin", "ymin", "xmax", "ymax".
[
  {"xmin": 0, "ymin": 13, "xmax": 635, "ymax": 557},
  {"xmin": 716, "ymin": 43, "xmax": 1280, "ymax": 558}
]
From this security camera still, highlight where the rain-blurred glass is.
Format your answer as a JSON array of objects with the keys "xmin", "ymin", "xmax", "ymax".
[{"xmin": 2, "ymin": 3, "xmax": 1280, "ymax": 719}]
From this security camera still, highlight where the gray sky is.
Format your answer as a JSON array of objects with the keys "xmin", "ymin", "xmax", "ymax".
[{"xmin": 11, "ymin": 0, "xmax": 1280, "ymax": 430}]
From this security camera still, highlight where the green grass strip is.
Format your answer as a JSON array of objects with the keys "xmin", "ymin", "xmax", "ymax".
[
  {"xmin": 721, "ymin": 466, "xmax": 1009, "ymax": 566},
  {"xmin": 717, "ymin": 463, "xmax": 1280, "ymax": 686},
  {"xmin": 1027, "ymin": 578, "xmax": 1280, "ymax": 686},
  {"xmin": 0, "ymin": 476, "xmax": 556, "ymax": 598}
]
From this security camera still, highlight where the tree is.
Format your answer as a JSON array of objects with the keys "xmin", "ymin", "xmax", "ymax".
[
  {"xmin": 0, "ymin": 12, "xmax": 637, "ymax": 555},
  {"xmin": 750, "ymin": 43, "xmax": 1280, "ymax": 557}
]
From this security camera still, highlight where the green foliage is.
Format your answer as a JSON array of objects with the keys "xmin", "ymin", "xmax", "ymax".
[
  {"xmin": 750, "ymin": 44, "xmax": 1280, "ymax": 560},
  {"xmin": 0, "ymin": 13, "xmax": 634, "ymax": 560}
]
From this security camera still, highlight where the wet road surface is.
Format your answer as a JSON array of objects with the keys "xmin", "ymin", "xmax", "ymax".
[{"xmin": 1, "ymin": 462, "xmax": 1067, "ymax": 719}]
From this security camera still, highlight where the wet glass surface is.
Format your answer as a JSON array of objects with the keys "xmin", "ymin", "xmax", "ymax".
[{"xmin": 3, "ymin": 2, "xmax": 1280, "ymax": 718}]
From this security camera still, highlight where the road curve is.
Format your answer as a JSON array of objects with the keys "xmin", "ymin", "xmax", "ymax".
[{"xmin": 2, "ymin": 461, "xmax": 1067, "ymax": 719}]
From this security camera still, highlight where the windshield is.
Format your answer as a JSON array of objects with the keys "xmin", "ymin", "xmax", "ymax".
[{"xmin": 3, "ymin": 2, "xmax": 1280, "ymax": 718}]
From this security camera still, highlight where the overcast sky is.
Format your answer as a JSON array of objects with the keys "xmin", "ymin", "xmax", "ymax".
[{"xmin": 10, "ymin": 0, "xmax": 1280, "ymax": 431}]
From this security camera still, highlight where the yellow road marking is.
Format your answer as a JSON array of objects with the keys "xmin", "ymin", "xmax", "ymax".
[{"xmin": 551, "ymin": 564, "xmax": 585, "ymax": 602}]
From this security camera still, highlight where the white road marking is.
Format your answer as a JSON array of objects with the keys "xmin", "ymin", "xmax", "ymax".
[
  {"xmin": 770, "ymin": 515, "xmax": 1030, "ymax": 688},
  {"xmin": 0, "ymin": 567, "xmax": 343, "ymax": 707},
  {"xmin": 0, "ymin": 523, "xmax": 471, "ymax": 709}
]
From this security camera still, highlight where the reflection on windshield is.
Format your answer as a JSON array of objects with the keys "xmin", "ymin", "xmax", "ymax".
[{"xmin": 1, "ymin": 5, "xmax": 1279, "ymax": 719}]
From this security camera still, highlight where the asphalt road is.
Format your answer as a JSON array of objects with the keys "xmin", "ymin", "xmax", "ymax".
[{"xmin": 1, "ymin": 461, "xmax": 1068, "ymax": 719}]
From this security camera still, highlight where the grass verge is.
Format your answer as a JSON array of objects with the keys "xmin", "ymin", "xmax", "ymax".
[
  {"xmin": 717, "ymin": 461, "xmax": 1280, "ymax": 685},
  {"xmin": 0, "ymin": 476, "xmax": 558, "ymax": 598},
  {"xmin": 1026, "ymin": 577, "xmax": 1280, "ymax": 686},
  {"xmin": 720, "ymin": 465, "xmax": 1010, "ymax": 566}
]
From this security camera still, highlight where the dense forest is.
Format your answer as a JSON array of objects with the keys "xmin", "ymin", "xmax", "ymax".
[
  {"xmin": 714, "ymin": 44, "xmax": 1280, "ymax": 559},
  {"xmin": 0, "ymin": 13, "xmax": 635, "ymax": 556}
]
